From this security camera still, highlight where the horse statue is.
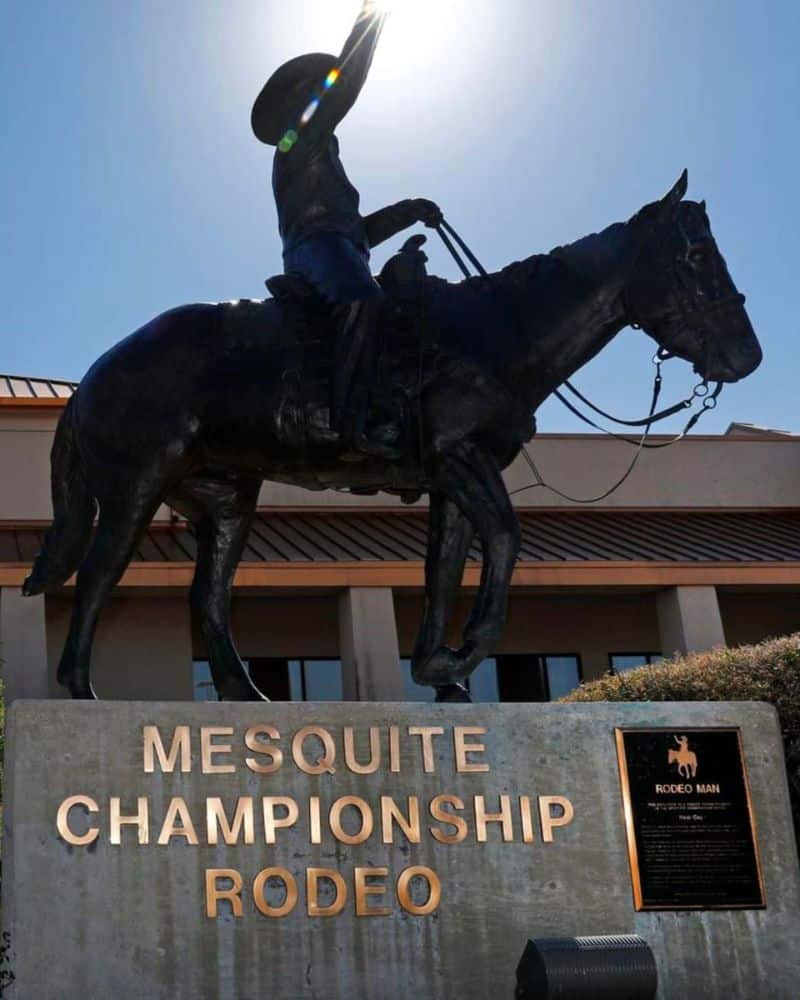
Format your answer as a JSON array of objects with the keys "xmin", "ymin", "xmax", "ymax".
[
  {"xmin": 24, "ymin": 170, "xmax": 761, "ymax": 702},
  {"xmin": 669, "ymin": 736, "xmax": 699, "ymax": 779}
]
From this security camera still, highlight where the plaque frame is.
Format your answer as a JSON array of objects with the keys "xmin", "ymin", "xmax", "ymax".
[{"xmin": 615, "ymin": 726, "xmax": 766, "ymax": 912}]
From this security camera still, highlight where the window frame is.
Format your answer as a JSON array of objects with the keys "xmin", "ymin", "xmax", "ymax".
[
  {"xmin": 539, "ymin": 653, "xmax": 584, "ymax": 701},
  {"xmin": 608, "ymin": 651, "xmax": 663, "ymax": 675},
  {"xmin": 192, "ymin": 655, "xmax": 343, "ymax": 702},
  {"xmin": 495, "ymin": 652, "xmax": 583, "ymax": 703}
]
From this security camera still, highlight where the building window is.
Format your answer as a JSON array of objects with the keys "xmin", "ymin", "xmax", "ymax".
[
  {"xmin": 401, "ymin": 654, "xmax": 581, "ymax": 703},
  {"xmin": 609, "ymin": 652, "xmax": 663, "ymax": 674},
  {"xmin": 497, "ymin": 654, "xmax": 582, "ymax": 702},
  {"xmin": 192, "ymin": 660, "xmax": 217, "ymax": 701},
  {"xmin": 401, "ymin": 658, "xmax": 500, "ymax": 703},
  {"xmin": 193, "ymin": 658, "xmax": 343, "ymax": 701}
]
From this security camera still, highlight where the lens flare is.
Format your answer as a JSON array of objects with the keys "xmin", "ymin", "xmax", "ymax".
[
  {"xmin": 300, "ymin": 98, "xmax": 320, "ymax": 125},
  {"xmin": 278, "ymin": 129, "xmax": 298, "ymax": 153}
]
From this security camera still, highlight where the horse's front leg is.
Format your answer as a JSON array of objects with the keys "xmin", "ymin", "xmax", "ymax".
[
  {"xmin": 411, "ymin": 491, "xmax": 475, "ymax": 700},
  {"xmin": 417, "ymin": 440, "xmax": 520, "ymax": 692}
]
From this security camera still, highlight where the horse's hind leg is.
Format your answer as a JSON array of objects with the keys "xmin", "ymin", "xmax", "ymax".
[
  {"xmin": 174, "ymin": 476, "xmax": 263, "ymax": 701},
  {"xmin": 58, "ymin": 490, "xmax": 163, "ymax": 699}
]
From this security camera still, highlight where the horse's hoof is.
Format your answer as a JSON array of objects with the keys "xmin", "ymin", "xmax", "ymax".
[
  {"xmin": 435, "ymin": 683, "xmax": 472, "ymax": 703},
  {"xmin": 413, "ymin": 645, "xmax": 472, "ymax": 686},
  {"xmin": 68, "ymin": 683, "xmax": 97, "ymax": 700},
  {"xmin": 220, "ymin": 682, "xmax": 269, "ymax": 702}
]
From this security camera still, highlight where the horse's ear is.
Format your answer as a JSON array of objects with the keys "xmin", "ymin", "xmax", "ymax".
[
  {"xmin": 630, "ymin": 168, "xmax": 689, "ymax": 234},
  {"xmin": 661, "ymin": 169, "xmax": 688, "ymax": 212}
]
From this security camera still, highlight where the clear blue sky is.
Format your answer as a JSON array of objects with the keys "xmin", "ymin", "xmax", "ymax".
[{"xmin": 2, "ymin": 1, "xmax": 798, "ymax": 432}]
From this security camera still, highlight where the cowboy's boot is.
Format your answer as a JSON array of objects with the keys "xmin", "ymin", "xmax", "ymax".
[{"xmin": 332, "ymin": 300, "xmax": 401, "ymax": 460}]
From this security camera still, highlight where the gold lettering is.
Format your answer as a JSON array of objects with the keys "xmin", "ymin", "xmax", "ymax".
[
  {"xmin": 205, "ymin": 868, "xmax": 243, "ymax": 918},
  {"xmin": 454, "ymin": 727, "xmax": 489, "ymax": 773},
  {"xmin": 389, "ymin": 725, "xmax": 401, "ymax": 773},
  {"xmin": 520, "ymin": 796, "xmax": 535, "ymax": 844},
  {"xmin": 429, "ymin": 794, "xmax": 468, "ymax": 844},
  {"xmin": 397, "ymin": 866, "xmax": 442, "ymax": 916},
  {"xmin": 143, "ymin": 725, "xmax": 191, "ymax": 774},
  {"xmin": 110, "ymin": 796, "xmax": 149, "ymax": 845},
  {"xmin": 329, "ymin": 796, "xmax": 374, "ymax": 845},
  {"xmin": 343, "ymin": 726, "xmax": 381, "ymax": 774},
  {"xmin": 354, "ymin": 867, "xmax": 391, "ymax": 917},
  {"xmin": 306, "ymin": 867, "xmax": 347, "ymax": 917},
  {"xmin": 380, "ymin": 795, "xmax": 421, "ymax": 844},
  {"xmin": 474, "ymin": 794, "xmax": 513, "ymax": 842},
  {"xmin": 262, "ymin": 796, "xmax": 299, "ymax": 844},
  {"xmin": 206, "ymin": 797, "xmax": 255, "ymax": 846},
  {"xmin": 253, "ymin": 867, "xmax": 298, "ymax": 918},
  {"xmin": 408, "ymin": 726, "xmax": 444, "ymax": 773},
  {"xmin": 157, "ymin": 797, "xmax": 199, "ymax": 845},
  {"xmin": 56, "ymin": 794, "xmax": 99, "ymax": 846},
  {"xmin": 244, "ymin": 725, "xmax": 283, "ymax": 774},
  {"xmin": 200, "ymin": 727, "xmax": 235, "ymax": 775},
  {"xmin": 309, "ymin": 796, "xmax": 322, "ymax": 845},
  {"xmin": 291, "ymin": 726, "xmax": 336, "ymax": 775},
  {"xmin": 539, "ymin": 795, "xmax": 575, "ymax": 843}
]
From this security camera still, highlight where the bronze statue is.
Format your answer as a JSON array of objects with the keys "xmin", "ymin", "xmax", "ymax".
[
  {"xmin": 23, "ymin": 168, "xmax": 761, "ymax": 702},
  {"xmin": 252, "ymin": 0, "xmax": 442, "ymax": 459}
]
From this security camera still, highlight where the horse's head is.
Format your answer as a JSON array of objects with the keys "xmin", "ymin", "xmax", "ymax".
[{"xmin": 625, "ymin": 171, "xmax": 762, "ymax": 383}]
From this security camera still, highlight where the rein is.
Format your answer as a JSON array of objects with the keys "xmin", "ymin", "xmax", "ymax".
[{"xmin": 434, "ymin": 219, "xmax": 724, "ymax": 502}]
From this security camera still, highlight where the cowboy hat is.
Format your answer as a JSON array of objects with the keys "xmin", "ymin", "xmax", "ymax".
[{"xmin": 251, "ymin": 53, "xmax": 338, "ymax": 145}]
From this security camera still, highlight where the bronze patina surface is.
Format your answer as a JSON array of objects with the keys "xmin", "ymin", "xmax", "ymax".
[{"xmin": 24, "ymin": 171, "xmax": 761, "ymax": 702}]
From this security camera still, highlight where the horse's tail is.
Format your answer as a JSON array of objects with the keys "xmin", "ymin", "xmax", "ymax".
[{"xmin": 23, "ymin": 395, "xmax": 96, "ymax": 596}]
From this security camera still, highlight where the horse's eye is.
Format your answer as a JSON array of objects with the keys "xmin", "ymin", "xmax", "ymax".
[{"xmin": 688, "ymin": 248, "xmax": 708, "ymax": 266}]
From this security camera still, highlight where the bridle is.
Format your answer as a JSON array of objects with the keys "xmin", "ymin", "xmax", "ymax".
[
  {"xmin": 433, "ymin": 215, "xmax": 734, "ymax": 503},
  {"xmin": 624, "ymin": 211, "xmax": 745, "ymax": 360}
]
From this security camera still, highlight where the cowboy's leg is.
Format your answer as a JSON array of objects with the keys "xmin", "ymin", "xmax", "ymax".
[{"xmin": 285, "ymin": 233, "xmax": 397, "ymax": 456}]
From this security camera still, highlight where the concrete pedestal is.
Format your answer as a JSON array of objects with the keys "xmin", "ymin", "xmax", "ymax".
[{"xmin": 4, "ymin": 700, "xmax": 799, "ymax": 998}]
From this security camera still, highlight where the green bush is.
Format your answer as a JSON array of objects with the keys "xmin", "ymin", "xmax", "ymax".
[{"xmin": 561, "ymin": 634, "xmax": 800, "ymax": 851}]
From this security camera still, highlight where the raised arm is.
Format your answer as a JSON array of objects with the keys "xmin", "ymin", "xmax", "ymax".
[
  {"xmin": 364, "ymin": 199, "xmax": 444, "ymax": 248},
  {"xmin": 334, "ymin": 2, "xmax": 386, "ymax": 116},
  {"xmin": 290, "ymin": 2, "xmax": 387, "ymax": 147}
]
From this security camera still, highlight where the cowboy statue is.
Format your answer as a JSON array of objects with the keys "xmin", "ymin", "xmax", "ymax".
[{"xmin": 251, "ymin": 0, "xmax": 443, "ymax": 460}]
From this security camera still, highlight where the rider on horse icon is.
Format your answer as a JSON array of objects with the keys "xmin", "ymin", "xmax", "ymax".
[{"xmin": 251, "ymin": 0, "xmax": 443, "ymax": 459}]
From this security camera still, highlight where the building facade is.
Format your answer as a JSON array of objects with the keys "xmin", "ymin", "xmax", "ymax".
[{"xmin": 1, "ymin": 374, "xmax": 798, "ymax": 705}]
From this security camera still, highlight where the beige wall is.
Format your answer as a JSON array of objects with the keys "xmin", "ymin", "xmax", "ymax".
[
  {"xmin": 255, "ymin": 435, "xmax": 800, "ymax": 509},
  {"xmin": 41, "ymin": 587, "xmax": 799, "ymax": 700},
  {"xmin": 202, "ymin": 594, "xmax": 341, "ymax": 659},
  {"xmin": 395, "ymin": 590, "xmax": 662, "ymax": 681},
  {"xmin": 0, "ymin": 411, "xmax": 172, "ymax": 522},
  {"xmin": 2, "ymin": 406, "xmax": 798, "ymax": 518},
  {"xmin": 718, "ymin": 591, "xmax": 800, "ymax": 647},
  {"xmin": 45, "ymin": 589, "xmax": 662, "ymax": 696},
  {"xmin": 0, "ymin": 412, "xmax": 60, "ymax": 521},
  {"xmin": 46, "ymin": 594, "xmax": 193, "ymax": 699}
]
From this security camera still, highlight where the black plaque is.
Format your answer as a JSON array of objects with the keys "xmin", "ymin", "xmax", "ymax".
[{"xmin": 615, "ymin": 727, "xmax": 765, "ymax": 910}]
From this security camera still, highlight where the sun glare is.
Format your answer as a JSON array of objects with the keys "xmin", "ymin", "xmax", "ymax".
[
  {"xmin": 315, "ymin": 1, "xmax": 463, "ymax": 83},
  {"xmin": 375, "ymin": 0, "xmax": 460, "ymax": 63}
]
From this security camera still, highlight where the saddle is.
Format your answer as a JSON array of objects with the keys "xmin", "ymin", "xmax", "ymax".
[
  {"xmin": 264, "ymin": 235, "xmax": 441, "ymax": 458},
  {"xmin": 265, "ymin": 233, "xmax": 430, "ymax": 308}
]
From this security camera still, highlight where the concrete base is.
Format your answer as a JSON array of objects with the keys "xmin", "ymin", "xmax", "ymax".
[{"xmin": 4, "ymin": 700, "xmax": 799, "ymax": 999}]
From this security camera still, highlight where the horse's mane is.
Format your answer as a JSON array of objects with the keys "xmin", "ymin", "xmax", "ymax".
[
  {"xmin": 422, "ymin": 218, "xmax": 632, "ymax": 301},
  {"xmin": 416, "ymin": 218, "xmax": 635, "ymax": 372}
]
